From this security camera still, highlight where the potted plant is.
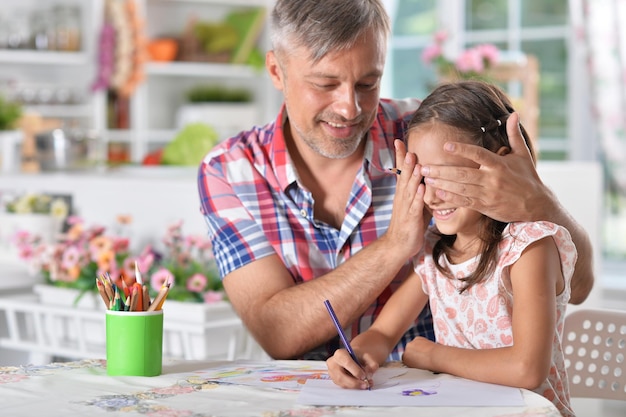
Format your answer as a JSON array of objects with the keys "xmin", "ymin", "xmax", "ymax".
[
  {"xmin": 0, "ymin": 192, "xmax": 70, "ymax": 269},
  {"xmin": 13, "ymin": 216, "xmax": 224, "ymax": 307},
  {"xmin": 175, "ymin": 84, "xmax": 258, "ymax": 142},
  {"xmin": 13, "ymin": 216, "xmax": 235, "ymax": 360},
  {"xmin": 421, "ymin": 30, "xmax": 500, "ymax": 82},
  {"xmin": 0, "ymin": 94, "xmax": 23, "ymax": 173},
  {"xmin": 0, "ymin": 94, "xmax": 22, "ymax": 131}
]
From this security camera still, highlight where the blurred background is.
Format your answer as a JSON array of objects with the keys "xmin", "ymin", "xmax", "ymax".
[
  {"xmin": 0, "ymin": 1, "xmax": 623, "ymax": 413},
  {"xmin": 0, "ymin": 0, "xmax": 623, "ymax": 379}
]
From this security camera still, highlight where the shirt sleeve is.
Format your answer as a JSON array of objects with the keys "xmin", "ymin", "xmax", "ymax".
[
  {"xmin": 499, "ymin": 221, "xmax": 578, "ymax": 287},
  {"xmin": 197, "ymin": 150, "xmax": 276, "ymax": 279}
]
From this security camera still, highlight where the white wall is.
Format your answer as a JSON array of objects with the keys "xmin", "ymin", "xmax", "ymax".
[
  {"xmin": 0, "ymin": 167, "xmax": 206, "ymax": 255},
  {"xmin": 537, "ymin": 161, "xmax": 604, "ymax": 310}
]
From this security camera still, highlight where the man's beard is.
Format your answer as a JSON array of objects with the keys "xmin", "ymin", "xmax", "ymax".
[{"xmin": 291, "ymin": 118, "xmax": 366, "ymax": 160}]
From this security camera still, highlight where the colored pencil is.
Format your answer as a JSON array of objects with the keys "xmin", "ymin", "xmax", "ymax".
[
  {"xmin": 147, "ymin": 279, "xmax": 171, "ymax": 311},
  {"xmin": 134, "ymin": 261, "xmax": 143, "ymax": 284},
  {"xmin": 129, "ymin": 286, "xmax": 139, "ymax": 311},
  {"xmin": 111, "ymin": 287, "xmax": 123, "ymax": 311},
  {"xmin": 142, "ymin": 285, "xmax": 151, "ymax": 311},
  {"xmin": 102, "ymin": 277, "xmax": 114, "ymax": 301},
  {"xmin": 96, "ymin": 278, "xmax": 110, "ymax": 309},
  {"xmin": 324, "ymin": 299, "xmax": 371, "ymax": 390}
]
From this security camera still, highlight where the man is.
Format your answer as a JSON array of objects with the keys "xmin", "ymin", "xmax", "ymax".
[{"xmin": 197, "ymin": 0, "xmax": 593, "ymax": 360}]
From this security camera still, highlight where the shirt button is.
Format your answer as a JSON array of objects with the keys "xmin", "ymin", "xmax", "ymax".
[{"xmin": 300, "ymin": 209, "xmax": 307, "ymax": 218}]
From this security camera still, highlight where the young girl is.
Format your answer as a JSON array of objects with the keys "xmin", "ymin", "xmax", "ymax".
[{"xmin": 326, "ymin": 80, "xmax": 576, "ymax": 417}]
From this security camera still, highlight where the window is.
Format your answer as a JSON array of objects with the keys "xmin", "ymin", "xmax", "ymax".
[
  {"xmin": 383, "ymin": 0, "xmax": 626, "ymax": 283},
  {"xmin": 383, "ymin": 0, "xmax": 570, "ymax": 159}
]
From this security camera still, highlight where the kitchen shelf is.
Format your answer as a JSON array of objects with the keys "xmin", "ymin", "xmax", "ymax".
[
  {"xmin": 0, "ymin": 0, "xmax": 277, "ymax": 168},
  {"xmin": 122, "ymin": 0, "xmax": 275, "ymax": 163},
  {"xmin": 0, "ymin": 50, "xmax": 89, "ymax": 65},
  {"xmin": 147, "ymin": 0, "xmax": 268, "ymax": 7},
  {"xmin": 145, "ymin": 61, "xmax": 263, "ymax": 78},
  {"xmin": 24, "ymin": 104, "xmax": 93, "ymax": 119},
  {"xmin": 101, "ymin": 129, "xmax": 177, "ymax": 144}
]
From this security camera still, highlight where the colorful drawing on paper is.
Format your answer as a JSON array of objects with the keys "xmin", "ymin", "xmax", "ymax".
[
  {"xmin": 260, "ymin": 372, "xmax": 328, "ymax": 385},
  {"xmin": 193, "ymin": 362, "xmax": 331, "ymax": 391},
  {"xmin": 401, "ymin": 388, "xmax": 437, "ymax": 396},
  {"xmin": 400, "ymin": 381, "xmax": 440, "ymax": 396}
]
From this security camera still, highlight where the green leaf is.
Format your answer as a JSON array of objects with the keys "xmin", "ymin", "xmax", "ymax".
[
  {"xmin": 0, "ymin": 94, "xmax": 22, "ymax": 130},
  {"xmin": 161, "ymin": 123, "xmax": 219, "ymax": 166}
]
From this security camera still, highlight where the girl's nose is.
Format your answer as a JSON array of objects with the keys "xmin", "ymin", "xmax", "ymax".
[{"xmin": 423, "ymin": 183, "xmax": 440, "ymax": 207}]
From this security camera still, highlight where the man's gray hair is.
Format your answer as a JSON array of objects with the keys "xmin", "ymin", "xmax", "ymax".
[{"xmin": 270, "ymin": 0, "xmax": 391, "ymax": 63}]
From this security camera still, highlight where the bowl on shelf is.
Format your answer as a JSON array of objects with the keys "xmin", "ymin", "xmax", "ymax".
[
  {"xmin": 35, "ymin": 128, "xmax": 100, "ymax": 171},
  {"xmin": 147, "ymin": 38, "xmax": 179, "ymax": 62}
]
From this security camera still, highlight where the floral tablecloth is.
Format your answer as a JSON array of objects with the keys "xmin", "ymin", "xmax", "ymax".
[{"xmin": 0, "ymin": 359, "xmax": 561, "ymax": 417}]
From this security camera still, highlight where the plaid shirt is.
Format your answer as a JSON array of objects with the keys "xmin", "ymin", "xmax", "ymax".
[{"xmin": 197, "ymin": 98, "xmax": 434, "ymax": 360}]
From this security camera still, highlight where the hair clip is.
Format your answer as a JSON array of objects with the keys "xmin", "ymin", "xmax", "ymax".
[{"xmin": 481, "ymin": 118, "xmax": 503, "ymax": 133}]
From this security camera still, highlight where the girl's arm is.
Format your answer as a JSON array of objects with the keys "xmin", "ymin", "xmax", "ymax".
[
  {"xmin": 402, "ymin": 235, "xmax": 564, "ymax": 390},
  {"xmin": 326, "ymin": 269, "xmax": 429, "ymax": 389}
]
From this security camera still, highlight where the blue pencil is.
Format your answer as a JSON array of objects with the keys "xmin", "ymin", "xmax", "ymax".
[{"xmin": 323, "ymin": 299, "xmax": 371, "ymax": 390}]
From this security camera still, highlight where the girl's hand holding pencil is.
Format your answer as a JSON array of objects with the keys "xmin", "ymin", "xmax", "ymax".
[{"xmin": 96, "ymin": 262, "xmax": 171, "ymax": 312}]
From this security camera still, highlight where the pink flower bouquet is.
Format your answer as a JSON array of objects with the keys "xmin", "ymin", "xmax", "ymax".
[
  {"xmin": 422, "ymin": 30, "xmax": 500, "ymax": 80},
  {"xmin": 136, "ymin": 220, "xmax": 223, "ymax": 303},
  {"xmin": 14, "ymin": 217, "xmax": 223, "ymax": 304}
]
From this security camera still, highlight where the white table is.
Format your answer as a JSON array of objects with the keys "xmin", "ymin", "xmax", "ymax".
[{"xmin": 0, "ymin": 359, "xmax": 561, "ymax": 417}]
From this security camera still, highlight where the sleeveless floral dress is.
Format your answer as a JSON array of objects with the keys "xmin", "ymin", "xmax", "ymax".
[{"xmin": 415, "ymin": 221, "xmax": 577, "ymax": 417}]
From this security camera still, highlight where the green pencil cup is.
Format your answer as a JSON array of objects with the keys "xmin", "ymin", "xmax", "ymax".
[{"xmin": 105, "ymin": 310, "xmax": 163, "ymax": 376}]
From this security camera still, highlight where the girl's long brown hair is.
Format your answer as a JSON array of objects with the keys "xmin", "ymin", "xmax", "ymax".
[{"xmin": 408, "ymin": 80, "xmax": 535, "ymax": 293}]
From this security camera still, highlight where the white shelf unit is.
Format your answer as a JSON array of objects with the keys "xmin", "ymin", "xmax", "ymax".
[
  {"xmin": 0, "ymin": 50, "xmax": 89, "ymax": 65},
  {"xmin": 125, "ymin": 59, "xmax": 272, "ymax": 162},
  {"xmin": 102, "ymin": 0, "xmax": 277, "ymax": 163},
  {"xmin": 0, "ymin": 0, "xmax": 279, "ymax": 166},
  {"xmin": 0, "ymin": 0, "xmax": 100, "ymax": 129}
]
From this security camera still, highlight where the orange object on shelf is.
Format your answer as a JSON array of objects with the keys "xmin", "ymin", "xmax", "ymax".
[
  {"xmin": 147, "ymin": 38, "xmax": 179, "ymax": 62},
  {"xmin": 108, "ymin": 142, "xmax": 130, "ymax": 164}
]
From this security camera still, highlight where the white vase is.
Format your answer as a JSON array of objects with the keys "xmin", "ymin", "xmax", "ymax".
[
  {"xmin": 0, "ymin": 213, "xmax": 63, "ymax": 266},
  {"xmin": 34, "ymin": 283, "xmax": 104, "ymax": 310},
  {"xmin": 0, "ymin": 130, "xmax": 23, "ymax": 173}
]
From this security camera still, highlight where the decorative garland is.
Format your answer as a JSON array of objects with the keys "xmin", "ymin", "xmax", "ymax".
[{"xmin": 92, "ymin": 0, "xmax": 146, "ymax": 97}]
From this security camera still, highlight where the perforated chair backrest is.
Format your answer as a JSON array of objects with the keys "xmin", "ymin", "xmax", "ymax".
[{"xmin": 562, "ymin": 308, "xmax": 626, "ymax": 400}]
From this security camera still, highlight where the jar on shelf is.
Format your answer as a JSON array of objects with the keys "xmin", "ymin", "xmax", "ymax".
[
  {"xmin": 30, "ymin": 10, "xmax": 53, "ymax": 51},
  {"xmin": 0, "ymin": 13, "xmax": 8, "ymax": 49},
  {"xmin": 5, "ymin": 8, "xmax": 30, "ymax": 49},
  {"xmin": 53, "ymin": 5, "xmax": 81, "ymax": 52}
]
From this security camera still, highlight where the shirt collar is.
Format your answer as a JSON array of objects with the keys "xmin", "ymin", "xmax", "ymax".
[
  {"xmin": 269, "ymin": 105, "xmax": 297, "ymax": 191},
  {"xmin": 269, "ymin": 103, "xmax": 396, "ymax": 192}
]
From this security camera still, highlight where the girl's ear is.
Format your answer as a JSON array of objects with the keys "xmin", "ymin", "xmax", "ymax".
[{"xmin": 496, "ymin": 146, "xmax": 511, "ymax": 156}]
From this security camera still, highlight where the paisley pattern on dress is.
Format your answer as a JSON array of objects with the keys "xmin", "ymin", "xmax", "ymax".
[{"xmin": 416, "ymin": 221, "xmax": 577, "ymax": 417}]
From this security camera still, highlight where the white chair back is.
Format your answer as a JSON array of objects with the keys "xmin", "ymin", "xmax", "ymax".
[{"xmin": 563, "ymin": 308, "xmax": 626, "ymax": 400}]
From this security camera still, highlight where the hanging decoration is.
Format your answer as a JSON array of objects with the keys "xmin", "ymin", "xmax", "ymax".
[
  {"xmin": 92, "ymin": 0, "xmax": 146, "ymax": 97},
  {"xmin": 91, "ymin": 21, "xmax": 115, "ymax": 91}
]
